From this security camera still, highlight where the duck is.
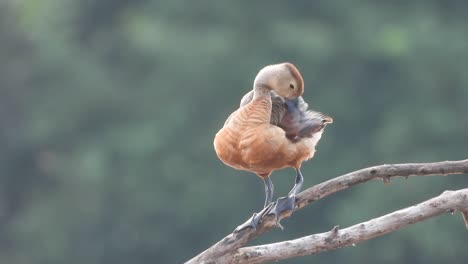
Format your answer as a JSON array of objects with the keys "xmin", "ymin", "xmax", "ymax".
[{"xmin": 213, "ymin": 62, "xmax": 332, "ymax": 230}]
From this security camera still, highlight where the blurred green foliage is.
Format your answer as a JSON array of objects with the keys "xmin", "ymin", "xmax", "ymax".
[{"xmin": 1, "ymin": 1, "xmax": 467, "ymax": 263}]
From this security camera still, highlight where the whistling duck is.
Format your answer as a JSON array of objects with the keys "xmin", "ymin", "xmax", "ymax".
[{"xmin": 213, "ymin": 63, "xmax": 332, "ymax": 230}]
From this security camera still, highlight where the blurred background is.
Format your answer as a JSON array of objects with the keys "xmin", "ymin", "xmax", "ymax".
[{"xmin": 1, "ymin": 0, "xmax": 467, "ymax": 263}]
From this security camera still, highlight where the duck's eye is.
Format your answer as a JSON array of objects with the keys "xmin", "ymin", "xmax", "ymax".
[{"xmin": 289, "ymin": 83, "xmax": 295, "ymax": 90}]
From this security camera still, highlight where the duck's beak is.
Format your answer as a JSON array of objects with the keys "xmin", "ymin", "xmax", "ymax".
[{"xmin": 284, "ymin": 98, "xmax": 299, "ymax": 112}]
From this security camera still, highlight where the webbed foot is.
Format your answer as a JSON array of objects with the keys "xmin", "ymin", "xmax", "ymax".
[
  {"xmin": 234, "ymin": 203, "xmax": 274, "ymax": 232},
  {"xmin": 266, "ymin": 195, "xmax": 297, "ymax": 229}
]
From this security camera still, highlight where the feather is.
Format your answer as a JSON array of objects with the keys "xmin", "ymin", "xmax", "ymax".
[
  {"xmin": 240, "ymin": 90, "xmax": 286, "ymax": 125},
  {"xmin": 238, "ymin": 90, "xmax": 332, "ymax": 140},
  {"xmin": 280, "ymin": 98, "xmax": 332, "ymax": 140}
]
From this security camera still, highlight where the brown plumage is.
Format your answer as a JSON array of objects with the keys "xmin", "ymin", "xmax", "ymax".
[{"xmin": 213, "ymin": 63, "xmax": 332, "ymax": 230}]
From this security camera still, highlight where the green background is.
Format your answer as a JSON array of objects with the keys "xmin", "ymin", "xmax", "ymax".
[{"xmin": 1, "ymin": 1, "xmax": 467, "ymax": 263}]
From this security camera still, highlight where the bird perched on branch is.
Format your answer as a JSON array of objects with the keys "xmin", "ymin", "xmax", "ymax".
[{"xmin": 213, "ymin": 63, "xmax": 332, "ymax": 230}]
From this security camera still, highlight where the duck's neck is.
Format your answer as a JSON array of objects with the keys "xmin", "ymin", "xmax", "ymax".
[
  {"xmin": 253, "ymin": 84, "xmax": 271, "ymax": 100},
  {"xmin": 247, "ymin": 84, "xmax": 273, "ymax": 124}
]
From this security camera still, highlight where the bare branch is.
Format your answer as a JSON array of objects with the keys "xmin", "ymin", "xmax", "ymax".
[
  {"xmin": 219, "ymin": 188, "xmax": 468, "ymax": 264},
  {"xmin": 186, "ymin": 159, "xmax": 468, "ymax": 264}
]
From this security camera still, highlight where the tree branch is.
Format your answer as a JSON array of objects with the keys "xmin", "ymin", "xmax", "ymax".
[
  {"xmin": 219, "ymin": 188, "xmax": 468, "ymax": 264},
  {"xmin": 186, "ymin": 159, "xmax": 468, "ymax": 264}
]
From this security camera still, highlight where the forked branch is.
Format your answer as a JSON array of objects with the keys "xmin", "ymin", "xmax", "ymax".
[
  {"xmin": 186, "ymin": 159, "xmax": 468, "ymax": 264},
  {"xmin": 218, "ymin": 188, "xmax": 468, "ymax": 263}
]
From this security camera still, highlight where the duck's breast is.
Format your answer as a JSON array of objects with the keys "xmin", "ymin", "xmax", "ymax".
[
  {"xmin": 238, "ymin": 124, "xmax": 292, "ymax": 172},
  {"xmin": 214, "ymin": 124, "xmax": 245, "ymax": 170}
]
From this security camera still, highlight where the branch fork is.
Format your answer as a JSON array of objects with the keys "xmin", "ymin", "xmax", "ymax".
[{"xmin": 186, "ymin": 159, "xmax": 468, "ymax": 264}]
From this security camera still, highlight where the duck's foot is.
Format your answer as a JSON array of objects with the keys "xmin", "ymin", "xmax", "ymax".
[
  {"xmin": 266, "ymin": 195, "xmax": 297, "ymax": 230},
  {"xmin": 234, "ymin": 195, "xmax": 297, "ymax": 232},
  {"xmin": 234, "ymin": 203, "xmax": 274, "ymax": 232}
]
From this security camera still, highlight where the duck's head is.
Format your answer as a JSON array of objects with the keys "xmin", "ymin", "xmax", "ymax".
[{"xmin": 253, "ymin": 62, "xmax": 304, "ymax": 99}]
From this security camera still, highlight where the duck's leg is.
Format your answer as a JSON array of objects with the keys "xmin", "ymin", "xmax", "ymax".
[
  {"xmin": 264, "ymin": 176, "xmax": 274, "ymax": 207},
  {"xmin": 268, "ymin": 168, "xmax": 303, "ymax": 229},
  {"xmin": 234, "ymin": 177, "xmax": 274, "ymax": 232},
  {"xmin": 288, "ymin": 168, "xmax": 304, "ymax": 197}
]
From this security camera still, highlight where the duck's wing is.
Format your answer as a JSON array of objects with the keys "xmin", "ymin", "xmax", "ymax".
[
  {"xmin": 238, "ymin": 90, "xmax": 287, "ymax": 126},
  {"xmin": 279, "ymin": 97, "xmax": 333, "ymax": 140}
]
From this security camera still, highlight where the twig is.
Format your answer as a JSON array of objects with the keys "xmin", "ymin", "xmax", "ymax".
[{"xmin": 186, "ymin": 159, "xmax": 468, "ymax": 264}]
